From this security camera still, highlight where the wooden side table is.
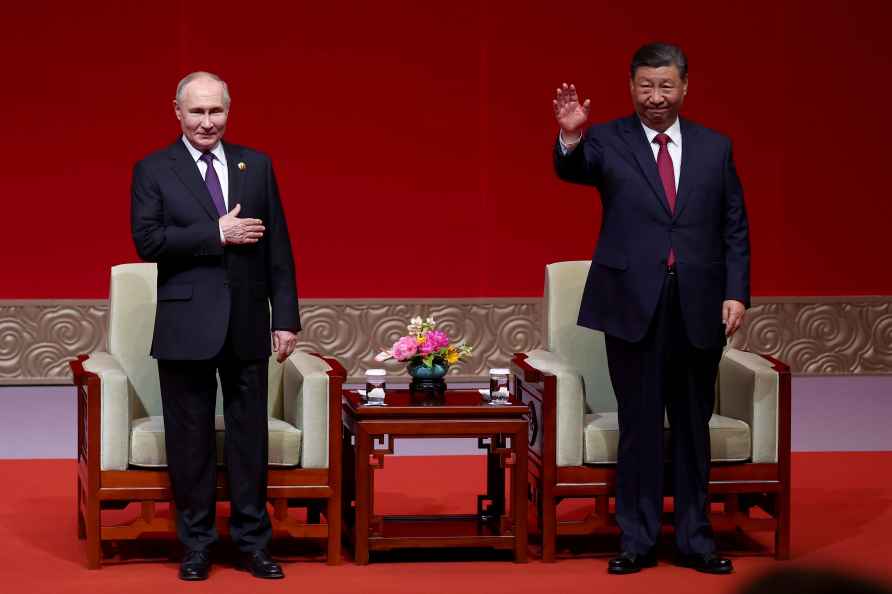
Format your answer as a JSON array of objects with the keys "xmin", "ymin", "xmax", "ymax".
[{"xmin": 342, "ymin": 389, "xmax": 528, "ymax": 564}]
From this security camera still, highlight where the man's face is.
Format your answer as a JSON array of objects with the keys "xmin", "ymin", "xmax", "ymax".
[
  {"xmin": 174, "ymin": 77, "xmax": 229, "ymax": 152},
  {"xmin": 629, "ymin": 65, "xmax": 687, "ymax": 132}
]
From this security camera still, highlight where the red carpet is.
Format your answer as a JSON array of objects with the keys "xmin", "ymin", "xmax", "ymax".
[{"xmin": 1, "ymin": 453, "xmax": 890, "ymax": 593}]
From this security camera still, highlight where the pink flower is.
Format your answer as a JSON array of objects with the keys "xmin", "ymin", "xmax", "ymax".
[
  {"xmin": 419, "ymin": 339, "xmax": 436, "ymax": 355},
  {"xmin": 391, "ymin": 335, "xmax": 418, "ymax": 361},
  {"xmin": 419, "ymin": 330, "xmax": 449, "ymax": 355},
  {"xmin": 428, "ymin": 330, "xmax": 450, "ymax": 350}
]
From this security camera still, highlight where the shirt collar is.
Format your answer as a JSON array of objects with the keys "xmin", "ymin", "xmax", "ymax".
[
  {"xmin": 640, "ymin": 117, "xmax": 682, "ymax": 147},
  {"xmin": 180, "ymin": 135, "xmax": 227, "ymax": 165}
]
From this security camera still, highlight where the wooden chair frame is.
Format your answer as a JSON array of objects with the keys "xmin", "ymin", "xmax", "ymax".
[
  {"xmin": 511, "ymin": 351, "xmax": 791, "ymax": 562},
  {"xmin": 71, "ymin": 353, "xmax": 345, "ymax": 569}
]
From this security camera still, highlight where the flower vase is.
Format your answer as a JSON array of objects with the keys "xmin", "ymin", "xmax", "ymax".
[{"xmin": 407, "ymin": 358, "xmax": 448, "ymax": 402}]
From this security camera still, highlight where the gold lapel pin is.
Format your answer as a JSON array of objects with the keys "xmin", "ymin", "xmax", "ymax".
[{"xmin": 238, "ymin": 162, "xmax": 247, "ymax": 171}]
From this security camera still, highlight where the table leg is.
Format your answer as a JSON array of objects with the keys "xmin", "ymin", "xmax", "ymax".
[
  {"xmin": 354, "ymin": 425, "xmax": 371, "ymax": 565},
  {"xmin": 512, "ymin": 428, "xmax": 529, "ymax": 563},
  {"xmin": 342, "ymin": 427, "xmax": 355, "ymax": 533},
  {"xmin": 482, "ymin": 435, "xmax": 506, "ymax": 520}
]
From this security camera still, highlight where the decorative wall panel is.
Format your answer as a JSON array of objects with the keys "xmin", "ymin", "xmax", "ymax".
[
  {"xmin": 729, "ymin": 297, "xmax": 892, "ymax": 375},
  {"xmin": 1, "ymin": 301, "xmax": 108, "ymax": 385},
  {"xmin": 1, "ymin": 296, "xmax": 889, "ymax": 384}
]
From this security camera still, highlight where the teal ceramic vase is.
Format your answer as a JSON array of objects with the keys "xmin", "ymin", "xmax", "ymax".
[{"xmin": 407, "ymin": 357, "xmax": 449, "ymax": 401}]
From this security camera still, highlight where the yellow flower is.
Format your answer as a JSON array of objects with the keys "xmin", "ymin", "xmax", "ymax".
[
  {"xmin": 416, "ymin": 335, "xmax": 425, "ymax": 345},
  {"xmin": 446, "ymin": 350, "xmax": 460, "ymax": 364}
]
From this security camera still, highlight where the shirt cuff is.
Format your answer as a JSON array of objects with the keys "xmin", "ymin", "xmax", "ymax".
[
  {"xmin": 219, "ymin": 222, "xmax": 225, "ymax": 245},
  {"xmin": 558, "ymin": 130, "xmax": 582, "ymax": 155}
]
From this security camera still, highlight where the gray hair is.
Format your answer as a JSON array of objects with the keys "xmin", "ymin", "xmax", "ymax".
[{"xmin": 175, "ymin": 71, "xmax": 231, "ymax": 107}]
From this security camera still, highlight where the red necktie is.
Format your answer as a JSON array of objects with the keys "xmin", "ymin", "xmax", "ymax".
[{"xmin": 653, "ymin": 133, "xmax": 676, "ymax": 267}]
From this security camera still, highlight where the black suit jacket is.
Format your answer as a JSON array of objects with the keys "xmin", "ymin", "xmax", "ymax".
[
  {"xmin": 131, "ymin": 139, "xmax": 299, "ymax": 361},
  {"xmin": 555, "ymin": 115, "xmax": 750, "ymax": 349}
]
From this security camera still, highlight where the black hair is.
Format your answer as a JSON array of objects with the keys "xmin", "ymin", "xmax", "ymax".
[{"xmin": 630, "ymin": 43, "xmax": 688, "ymax": 79}]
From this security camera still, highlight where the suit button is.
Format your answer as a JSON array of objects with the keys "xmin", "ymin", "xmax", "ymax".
[{"xmin": 223, "ymin": 281, "xmax": 229, "ymax": 288}]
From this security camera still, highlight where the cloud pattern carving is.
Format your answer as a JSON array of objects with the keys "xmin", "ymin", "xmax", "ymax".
[{"xmin": 1, "ymin": 299, "xmax": 890, "ymax": 383}]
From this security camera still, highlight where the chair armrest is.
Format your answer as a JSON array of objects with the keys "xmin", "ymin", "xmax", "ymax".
[
  {"xmin": 718, "ymin": 349, "xmax": 790, "ymax": 464},
  {"xmin": 81, "ymin": 352, "xmax": 132, "ymax": 471},
  {"xmin": 518, "ymin": 349, "xmax": 586, "ymax": 467},
  {"xmin": 282, "ymin": 351, "xmax": 332, "ymax": 469}
]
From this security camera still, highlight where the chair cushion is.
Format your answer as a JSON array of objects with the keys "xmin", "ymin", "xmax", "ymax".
[
  {"xmin": 129, "ymin": 415, "xmax": 302, "ymax": 468},
  {"xmin": 582, "ymin": 412, "xmax": 751, "ymax": 465}
]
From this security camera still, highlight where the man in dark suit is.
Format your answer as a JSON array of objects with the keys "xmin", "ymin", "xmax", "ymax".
[
  {"xmin": 131, "ymin": 71, "xmax": 299, "ymax": 581},
  {"xmin": 552, "ymin": 43, "xmax": 750, "ymax": 574}
]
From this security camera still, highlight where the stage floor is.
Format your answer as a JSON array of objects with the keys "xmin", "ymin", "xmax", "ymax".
[{"xmin": 1, "ymin": 453, "xmax": 890, "ymax": 593}]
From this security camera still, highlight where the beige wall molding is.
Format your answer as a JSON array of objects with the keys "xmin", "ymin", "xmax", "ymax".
[
  {"xmin": 1, "ymin": 296, "xmax": 890, "ymax": 385},
  {"xmin": 732, "ymin": 296, "xmax": 892, "ymax": 375}
]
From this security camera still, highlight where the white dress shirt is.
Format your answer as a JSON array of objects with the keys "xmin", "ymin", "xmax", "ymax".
[
  {"xmin": 559, "ymin": 117, "xmax": 683, "ymax": 191},
  {"xmin": 640, "ymin": 118, "xmax": 681, "ymax": 192},
  {"xmin": 181, "ymin": 135, "xmax": 229, "ymax": 243},
  {"xmin": 181, "ymin": 135, "xmax": 229, "ymax": 208}
]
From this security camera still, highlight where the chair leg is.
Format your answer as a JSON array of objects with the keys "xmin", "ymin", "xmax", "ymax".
[
  {"xmin": 326, "ymin": 496, "xmax": 342, "ymax": 565},
  {"xmin": 541, "ymin": 482, "xmax": 557, "ymax": 563},
  {"xmin": 77, "ymin": 478, "xmax": 86, "ymax": 540},
  {"xmin": 85, "ymin": 495, "xmax": 101, "ymax": 569},
  {"xmin": 775, "ymin": 491, "xmax": 791, "ymax": 560}
]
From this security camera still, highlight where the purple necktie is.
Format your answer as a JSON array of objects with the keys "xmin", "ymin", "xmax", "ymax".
[
  {"xmin": 653, "ymin": 133, "xmax": 676, "ymax": 267},
  {"xmin": 199, "ymin": 152, "xmax": 227, "ymax": 216}
]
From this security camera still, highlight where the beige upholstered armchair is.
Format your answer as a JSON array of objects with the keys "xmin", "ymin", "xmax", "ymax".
[
  {"xmin": 70, "ymin": 263, "xmax": 344, "ymax": 568},
  {"xmin": 511, "ymin": 261, "xmax": 791, "ymax": 561}
]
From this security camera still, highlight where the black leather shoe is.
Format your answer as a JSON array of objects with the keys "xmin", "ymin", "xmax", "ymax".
[
  {"xmin": 240, "ymin": 549, "xmax": 284, "ymax": 579},
  {"xmin": 677, "ymin": 552, "xmax": 734, "ymax": 574},
  {"xmin": 179, "ymin": 549, "xmax": 211, "ymax": 581},
  {"xmin": 607, "ymin": 550, "xmax": 657, "ymax": 574}
]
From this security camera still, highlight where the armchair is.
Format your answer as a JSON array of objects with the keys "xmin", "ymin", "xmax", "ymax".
[
  {"xmin": 70, "ymin": 263, "xmax": 345, "ymax": 568},
  {"xmin": 511, "ymin": 261, "xmax": 791, "ymax": 561}
]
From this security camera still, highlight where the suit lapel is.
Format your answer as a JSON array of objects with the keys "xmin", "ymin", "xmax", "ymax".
[
  {"xmin": 620, "ymin": 115, "xmax": 672, "ymax": 217},
  {"xmin": 168, "ymin": 140, "xmax": 219, "ymax": 221},
  {"xmin": 674, "ymin": 118, "xmax": 697, "ymax": 220},
  {"xmin": 223, "ymin": 142, "xmax": 243, "ymax": 213}
]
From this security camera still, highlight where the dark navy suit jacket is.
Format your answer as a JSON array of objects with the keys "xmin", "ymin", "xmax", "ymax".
[
  {"xmin": 555, "ymin": 115, "xmax": 750, "ymax": 349},
  {"xmin": 131, "ymin": 139, "xmax": 299, "ymax": 361}
]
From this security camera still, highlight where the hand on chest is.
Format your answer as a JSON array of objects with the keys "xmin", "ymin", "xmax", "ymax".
[{"xmin": 163, "ymin": 159, "xmax": 263, "ymax": 224}]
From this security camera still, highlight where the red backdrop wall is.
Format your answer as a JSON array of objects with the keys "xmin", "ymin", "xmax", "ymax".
[{"xmin": 2, "ymin": 1, "xmax": 889, "ymax": 299}]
